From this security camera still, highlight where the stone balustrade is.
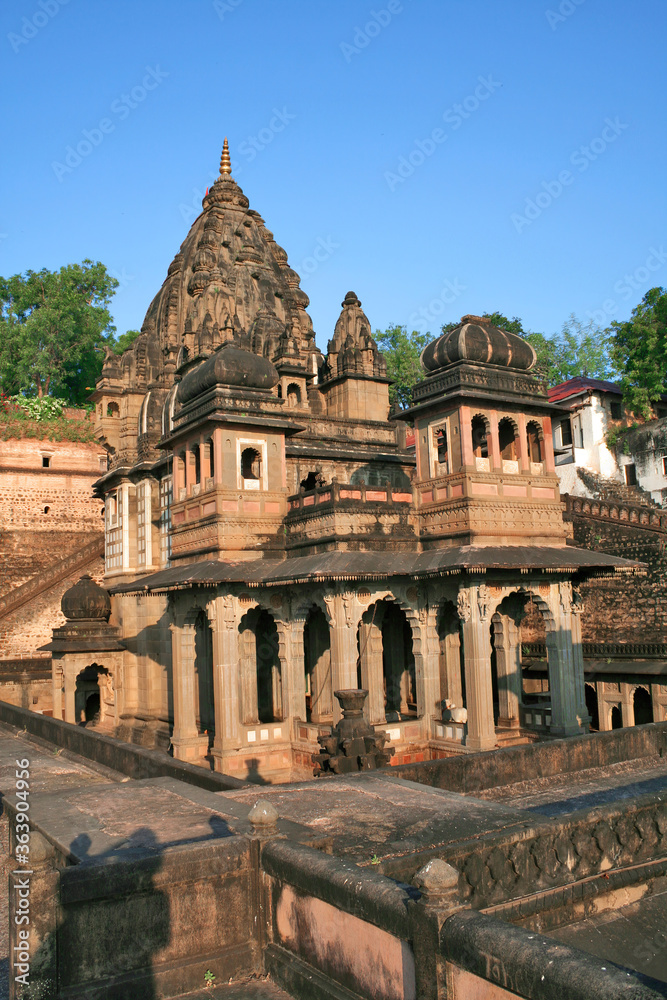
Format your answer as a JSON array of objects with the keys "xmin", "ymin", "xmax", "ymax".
[
  {"xmin": 287, "ymin": 479, "xmax": 413, "ymax": 512},
  {"xmin": 563, "ymin": 492, "xmax": 667, "ymax": 532}
]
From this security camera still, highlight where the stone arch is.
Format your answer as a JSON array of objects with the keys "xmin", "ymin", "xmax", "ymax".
[
  {"xmin": 526, "ymin": 419, "xmax": 544, "ymax": 464},
  {"xmin": 238, "ymin": 606, "xmax": 282, "ymax": 724},
  {"xmin": 357, "ymin": 598, "xmax": 416, "ymax": 724},
  {"xmin": 286, "ymin": 383, "xmax": 301, "ymax": 406},
  {"xmin": 610, "ymin": 704, "xmax": 623, "ymax": 729},
  {"xmin": 633, "ymin": 685, "xmax": 653, "ymax": 725},
  {"xmin": 471, "ymin": 413, "xmax": 490, "ymax": 458},
  {"xmin": 498, "ymin": 416, "xmax": 519, "ymax": 462},
  {"xmin": 74, "ymin": 663, "xmax": 109, "ymax": 726},
  {"xmin": 585, "ymin": 683, "xmax": 599, "ymax": 731}
]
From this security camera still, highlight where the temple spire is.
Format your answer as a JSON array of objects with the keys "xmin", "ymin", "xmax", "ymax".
[{"xmin": 220, "ymin": 137, "xmax": 232, "ymax": 176}]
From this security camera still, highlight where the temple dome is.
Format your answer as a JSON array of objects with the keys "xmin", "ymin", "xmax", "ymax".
[
  {"xmin": 177, "ymin": 344, "xmax": 279, "ymax": 404},
  {"xmin": 61, "ymin": 575, "xmax": 111, "ymax": 622},
  {"xmin": 421, "ymin": 315, "xmax": 536, "ymax": 373}
]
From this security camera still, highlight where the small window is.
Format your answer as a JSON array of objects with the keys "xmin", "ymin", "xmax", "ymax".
[
  {"xmin": 242, "ymin": 447, "xmax": 261, "ymax": 481},
  {"xmin": 471, "ymin": 415, "xmax": 489, "ymax": 458},
  {"xmin": 42, "ymin": 456, "xmax": 51, "ymax": 468},
  {"xmin": 560, "ymin": 418, "xmax": 572, "ymax": 447},
  {"xmin": 107, "ymin": 402, "xmax": 120, "ymax": 417},
  {"xmin": 527, "ymin": 422, "xmax": 543, "ymax": 463},
  {"xmin": 498, "ymin": 419, "xmax": 517, "ymax": 461},
  {"xmin": 662, "ymin": 457, "xmax": 667, "ymax": 477},
  {"xmin": 624, "ymin": 464, "xmax": 637, "ymax": 486},
  {"xmin": 610, "ymin": 400, "xmax": 622, "ymax": 420},
  {"xmin": 286, "ymin": 383, "xmax": 301, "ymax": 407},
  {"xmin": 436, "ymin": 428, "xmax": 448, "ymax": 468},
  {"xmin": 43, "ymin": 506, "xmax": 50, "ymax": 514}
]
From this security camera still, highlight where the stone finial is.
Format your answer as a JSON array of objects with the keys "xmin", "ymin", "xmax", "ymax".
[
  {"xmin": 248, "ymin": 799, "xmax": 279, "ymax": 830},
  {"xmin": 220, "ymin": 137, "xmax": 232, "ymax": 176},
  {"xmin": 413, "ymin": 858, "xmax": 460, "ymax": 907}
]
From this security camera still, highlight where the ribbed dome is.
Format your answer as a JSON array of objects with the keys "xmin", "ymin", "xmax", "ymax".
[
  {"xmin": 421, "ymin": 315, "xmax": 536, "ymax": 373},
  {"xmin": 177, "ymin": 344, "xmax": 279, "ymax": 404},
  {"xmin": 61, "ymin": 575, "xmax": 111, "ymax": 622}
]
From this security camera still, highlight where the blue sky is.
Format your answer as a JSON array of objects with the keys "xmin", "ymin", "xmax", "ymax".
[{"xmin": 1, "ymin": 0, "xmax": 665, "ymax": 349}]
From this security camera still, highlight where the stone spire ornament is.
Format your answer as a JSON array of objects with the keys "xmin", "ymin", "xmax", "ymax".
[{"xmin": 220, "ymin": 137, "xmax": 232, "ymax": 176}]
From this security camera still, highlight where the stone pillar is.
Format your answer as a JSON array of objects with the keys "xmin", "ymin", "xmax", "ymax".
[
  {"xmin": 546, "ymin": 620, "xmax": 581, "ymax": 738},
  {"xmin": 440, "ymin": 622, "xmax": 464, "ymax": 711},
  {"xmin": 414, "ymin": 605, "xmax": 441, "ymax": 726},
  {"xmin": 201, "ymin": 439, "xmax": 212, "ymax": 482},
  {"xmin": 51, "ymin": 661, "xmax": 63, "ymax": 721},
  {"xmin": 213, "ymin": 428, "xmax": 223, "ymax": 485},
  {"xmin": 358, "ymin": 618, "xmax": 385, "ymax": 725},
  {"xmin": 280, "ymin": 617, "xmax": 307, "ymax": 731},
  {"xmin": 570, "ymin": 592, "xmax": 589, "ymax": 728},
  {"xmin": 621, "ymin": 683, "xmax": 635, "ymax": 728},
  {"xmin": 492, "ymin": 616, "xmax": 521, "ymax": 729},
  {"xmin": 324, "ymin": 591, "xmax": 360, "ymax": 724},
  {"xmin": 516, "ymin": 413, "xmax": 530, "ymax": 473},
  {"xmin": 459, "ymin": 585, "xmax": 496, "ymax": 751},
  {"xmin": 170, "ymin": 618, "xmax": 202, "ymax": 761},
  {"xmin": 239, "ymin": 622, "xmax": 260, "ymax": 725},
  {"xmin": 597, "ymin": 683, "xmax": 609, "ymax": 731},
  {"xmin": 488, "ymin": 412, "xmax": 501, "ymax": 471},
  {"xmin": 459, "ymin": 405, "xmax": 474, "ymax": 468},
  {"xmin": 209, "ymin": 596, "xmax": 242, "ymax": 772},
  {"xmin": 307, "ymin": 618, "xmax": 333, "ymax": 722},
  {"xmin": 64, "ymin": 665, "xmax": 76, "ymax": 725}
]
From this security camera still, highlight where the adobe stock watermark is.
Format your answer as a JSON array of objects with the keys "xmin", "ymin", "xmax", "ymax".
[
  {"xmin": 586, "ymin": 247, "xmax": 667, "ymax": 326},
  {"xmin": 178, "ymin": 108, "xmax": 296, "ymax": 224},
  {"xmin": 546, "ymin": 0, "xmax": 586, "ymax": 31},
  {"xmin": 298, "ymin": 236, "xmax": 340, "ymax": 276},
  {"xmin": 109, "ymin": 267, "xmax": 134, "ymax": 290},
  {"xmin": 408, "ymin": 277, "xmax": 467, "ymax": 330},
  {"xmin": 8, "ymin": 0, "xmax": 71, "ymax": 54},
  {"xmin": 213, "ymin": 0, "xmax": 243, "ymax": 21},
  {"xmin": 385, "ymin": 76, "xmax": 502, "ymax": 191},
  {"xmin": 340, "ymin": 1, "xmax": 403, "ymax": 63},
  {"xmin": 511, "ymin": 116, "xmax": 628, "ymax": 234},
  {"xmin": 51, "ymin": 66, "xmax": 169, "ymax": 182}
]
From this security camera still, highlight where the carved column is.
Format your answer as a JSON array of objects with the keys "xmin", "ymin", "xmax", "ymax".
[
  {"xmin": 324, "ymin": 590, "xmax": 360, "ymax": 724},
  {"xmin": 64, "ymin": 664, "xmax": 75, "ymax": 725},
  {"xmin": 597, "ymin": 683, "xmax": 609, "ymax": 731},
  {"xmin": 358, "ymin": 617, "xmax": 385, "ymax": 725},
  {"xmin": 51, "ymin": 661, "xmax": 63, "ymax": 721},
  {"xmin": 307, "ymin": 616, "xmax": 333, "ymax": 722},
  {"xmin": 546, "ymin": 584, "xmax": 582, "ymax": 737},
  {"xmin": 279, "ymin": 616, "xmax": 307, "ymax": 731},
  {"xmin": 621, "ymin": 682, "xmax": 635, "ymax": 728},
  {"xmin": 170, "ymin": 617, "xmax": 202, "ymax": 761},
  {"xmin": 570, "ymin": 590, "xmax": 589, "ymax": 728},
  {"xmin": 492, "ymin": 616, "xmax": 521, "ymax": 729},
  {"xmin": 459, "ymin": 584, "xmax": 496, "ymax": 751},
  {"xmin": 415, "ymin": 604, "xmax": 441, "ymax": 727},
  {"xmin": 209, "ymin": 595, "xmax": 242, "ymax": 772},
  {"xmin": 239, "ymin": 619, "xmax": 259, "ymax": 725}
]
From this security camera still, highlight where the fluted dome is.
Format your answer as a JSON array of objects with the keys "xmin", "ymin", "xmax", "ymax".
[
  {"xmin": 177, "ymin": 344, "xmax": 279, "ymax": 404},
  {"xmin": 61, "ymin": 575, "xmax": 111, "ymax": 622},
  {"xmin": 421, "ymin": 315, "xmax": 536, "ymax": 373}
]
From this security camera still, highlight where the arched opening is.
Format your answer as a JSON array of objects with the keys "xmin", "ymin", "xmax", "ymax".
[
  {"xmin": 193, "ymin": 444, "xmax": 201, "ymax": 485},
  {"xmin": 194, "ymin": 610, "xmax": 214, "ymax": 741},
  {"xmin": 74, "ymin": 664, "xmax": 109, "ymax": 727},
  {"xmin": 611, "ymin": 705, "xmax": 623, "ymax": 729},
  {"xmin": 241, "ymin": 447, "xmax": 261, "ymax": 481},
  {"xmin": 256, "ymin": 610, "xmax": 282, "ymax": 723},
  {"xmin": 304, "ymin": 606, "xmax": 332, "ymax": 723},
  {"xmin": 106, "ymin": 402, "xmax": 119, "ymax": 417},
  {"xmin": 358, "ymin": 600, "xmax": 416, "ymax": 724},
  {"xmin": 527, "ymin": 421, "xmax": 544, "ymax": 463},
  {"xmin": 436, "ymin": 427, "xmax": 449, "ymax": 472},
  {"xmin": 206, "ymin": 437, "xmax": 215, "ymax": 482},
  {"xmin": 437, "ymin": 602, "xmax": 465, "ymax": 716},
  {"xmin": 277, "ymin": 384, "xmax": 283, "ymax": 399},
  {"xmin": 300, "ymin": 470, "xmax": 322, "ymax": 492},
  {"xmin": 498, "ymin": 418, "xmax": 518, "ymax": 461},
  {"xmin": 471, "ymin": 415, "xmax": 489, "ymax": 458},
  {"xmin": 633, "ymin": 686, "xmax": 653, "ymax": 725},
  {"xmin": 287, "ymin": 383, "xmax": 301, "ymax": 407},
  {"xmin": 585, "ymin": 683, "xmax": 599, "ymax": 731}
]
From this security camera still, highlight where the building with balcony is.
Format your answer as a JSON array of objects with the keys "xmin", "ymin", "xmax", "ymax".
[{"xmin": 50, "ymin": 141, "xmax": 640, "ymax": 781}]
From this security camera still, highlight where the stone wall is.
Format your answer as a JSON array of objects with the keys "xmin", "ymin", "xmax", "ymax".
[{"xmin": 563, "ymin": 496, "xmax": 667, "ymax": 643}]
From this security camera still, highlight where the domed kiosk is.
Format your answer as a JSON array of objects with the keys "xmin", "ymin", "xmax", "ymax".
[{"xmin": 45, "ymin": 574, "xmax": 123, "ymax": 729}]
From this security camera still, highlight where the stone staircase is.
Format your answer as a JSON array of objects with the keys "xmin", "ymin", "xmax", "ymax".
[{"xmin": 576, "ymin": 467, "xmax": 661, "ymax": 508}]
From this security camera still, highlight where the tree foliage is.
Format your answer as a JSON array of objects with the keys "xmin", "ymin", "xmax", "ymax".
[
  {"xmin": 374, "ymin": 325, "xmax": 431, "ymax": 408},
  {"xmin": 112, "ymin": 328, "xmax": 141, "ymax": 355},
  {"xmin": 0, "ymin": 260, "xmax": 118, "ymax": 405},
  {"xmin": 608, "ymin": 287, "xmax": 667, "ymax": 418}
]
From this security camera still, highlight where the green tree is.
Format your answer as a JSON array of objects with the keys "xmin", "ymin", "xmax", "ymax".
[
  {"xmin": 112, "ymin": 328, "xmax": 141, "ymax": 355},
  {"xmin": 0, "ymin": 259, "xmax": 118, "ymax": 405},
  {"xmin": 375, "ymin": 325, "xmax": 431, "ymax": 408},
  {"xmin": 608, "ymin": 287, "xmax": 667, "ymax": 418}
]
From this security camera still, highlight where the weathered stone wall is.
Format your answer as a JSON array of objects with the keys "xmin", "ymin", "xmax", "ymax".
[{"xmin": 566, "ymin": 512, "xmax": 667, "ymax": 644}]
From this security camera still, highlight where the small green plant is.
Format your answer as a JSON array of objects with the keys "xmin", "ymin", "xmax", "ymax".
[
  {"xmin": 204, "ymin": 969, "xmax": 216, "ymax": 987},
  {"xmin": 370, "ymin": 854, "xmax": 381, "ymax": 865}
]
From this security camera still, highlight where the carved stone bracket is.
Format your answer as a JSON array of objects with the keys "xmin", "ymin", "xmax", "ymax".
[
  {"xmin": 457, "ymin": 590, "xmax": 471, "ymax": 623},
  {"xmin": 477, "ymin": 584, "xmax": 491, "ymax": 622}
]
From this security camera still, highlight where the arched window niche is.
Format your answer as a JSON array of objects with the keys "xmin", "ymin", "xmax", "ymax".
[
  {"xmin": 471, "ymin": 414, "xmax": 490, "ymax": 471},
  {"xmin": 498, "ymin": 418, "xmax": 520, "ymax": 473},
  {"xmin": 527, "ymin": 421, "xmax": 544, "ymax": 471}
]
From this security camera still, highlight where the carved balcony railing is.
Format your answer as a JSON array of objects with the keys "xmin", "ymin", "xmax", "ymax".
[
  {"xmin": 563, "ymin": 493, "xmax": 667, "ymax": 533},
  {"xmin": 286, "ymin": 479, "xmax": 413, "ymax": 513}
]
